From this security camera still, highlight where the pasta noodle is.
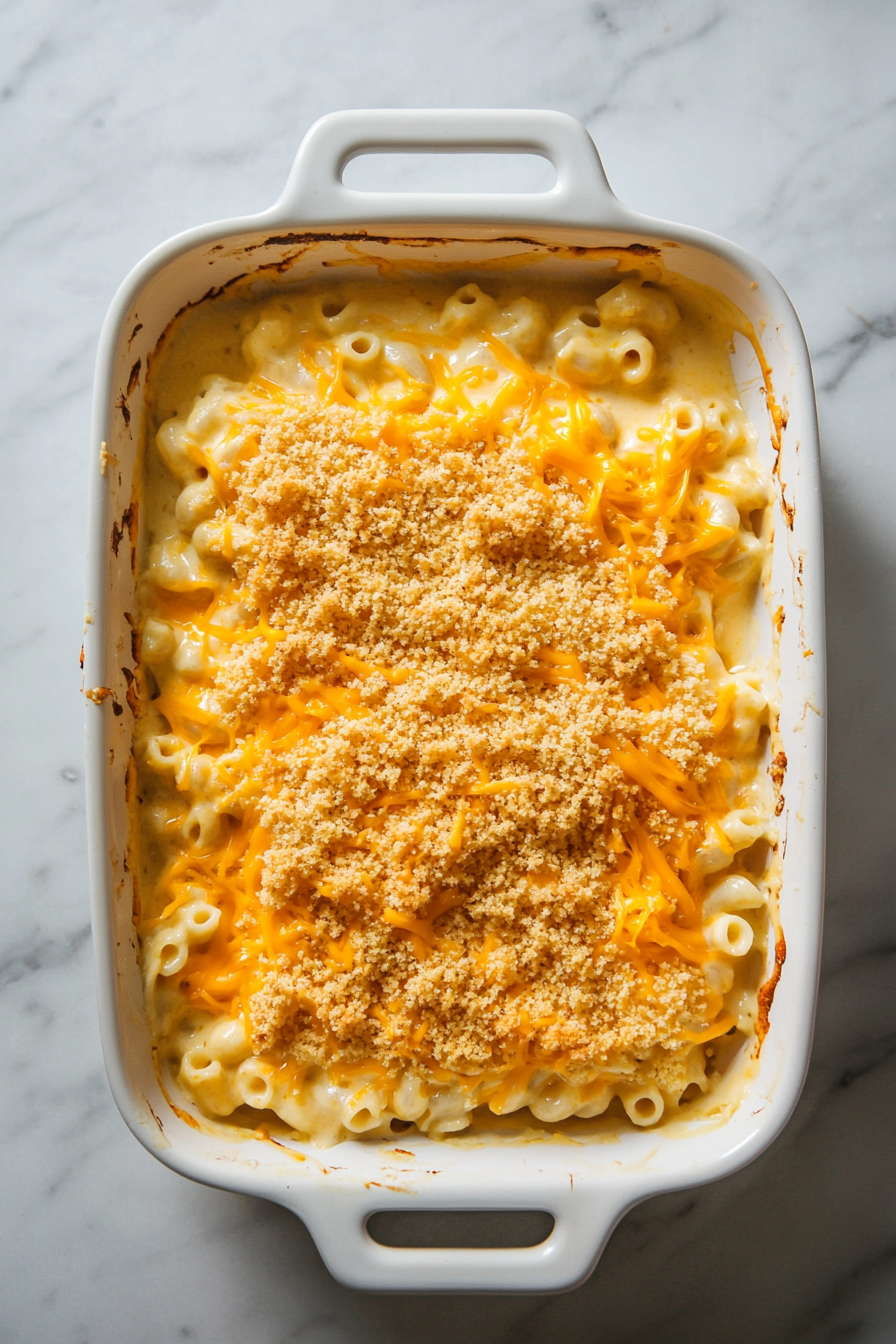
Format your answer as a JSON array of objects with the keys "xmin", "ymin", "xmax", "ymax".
[{"xmin": 132, "ymin": 262, "xmax": 777, "ymax": 1145}]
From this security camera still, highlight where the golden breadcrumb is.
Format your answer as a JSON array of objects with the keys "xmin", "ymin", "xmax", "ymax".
[{"xmin": 209, "ymin": 399, "xmax": 715, "ymax": 1078}]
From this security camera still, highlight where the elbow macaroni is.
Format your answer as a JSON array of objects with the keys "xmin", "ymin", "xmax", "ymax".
[{"xmin": 133, "ymin": 263, "xmax": 777, "ymax": 1145}]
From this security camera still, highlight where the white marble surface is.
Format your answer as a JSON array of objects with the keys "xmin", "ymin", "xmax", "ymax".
[{"xmin": 1, "ymin": 0, "xmax": 895, "ymax": 1338}]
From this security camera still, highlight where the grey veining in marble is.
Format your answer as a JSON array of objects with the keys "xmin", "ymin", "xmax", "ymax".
[{"xmin": 2, "ymin": 0, "xmax": 895, "ymax": 1339}]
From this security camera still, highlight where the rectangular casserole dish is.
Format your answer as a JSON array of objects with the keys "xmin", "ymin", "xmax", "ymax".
[{"xmin": 85, "ymin": 109, "xmax": 825, "ymax": 1294}]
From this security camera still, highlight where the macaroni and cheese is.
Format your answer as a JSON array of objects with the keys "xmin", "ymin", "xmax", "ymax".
[{"xmin": 133, "ymin": 261, "xmax": 777, "ymax": 1144}]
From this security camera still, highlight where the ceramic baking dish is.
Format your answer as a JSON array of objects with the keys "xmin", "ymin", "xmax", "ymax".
[{"xmin": 85, "ymin": 109, "xmax": 825, "ymax": 1293}]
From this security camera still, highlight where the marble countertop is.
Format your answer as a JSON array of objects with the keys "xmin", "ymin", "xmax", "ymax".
[{"xmin": 2, "ymin": 0, "xmax": 895, "ymax": 1339}]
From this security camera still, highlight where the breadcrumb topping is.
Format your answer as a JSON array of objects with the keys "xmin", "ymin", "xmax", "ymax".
[{"xmin": 209, "ymin": 399, "xmax": 715, "ymax": 1078}]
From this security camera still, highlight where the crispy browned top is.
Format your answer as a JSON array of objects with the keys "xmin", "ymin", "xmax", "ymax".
[{"xmin": 213, "ymin": 401, "xmax": 713, "ymax": 1078}]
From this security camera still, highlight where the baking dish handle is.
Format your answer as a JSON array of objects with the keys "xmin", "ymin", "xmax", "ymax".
[
  {"xmin": 286, "ymin": 1181, "xmax": 629, "ymax": 1293},
  {"xmin": 271, "ymin": 108, "xmax": 630, "ymax": 230}
]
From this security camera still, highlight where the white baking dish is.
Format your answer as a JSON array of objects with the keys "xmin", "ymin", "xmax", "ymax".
[{"xmin": 85, "ymin": 109, "xmax": 825, "ymax": 1293}]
